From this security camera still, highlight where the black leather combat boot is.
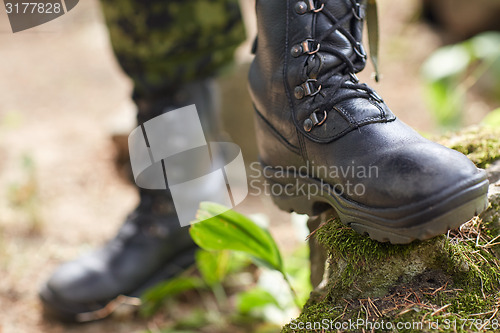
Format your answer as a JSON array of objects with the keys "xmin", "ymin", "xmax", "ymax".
[
  {"xmin": 39, "ymin": 80, "xmax": 219, "ymax": 322},
  {"xmin": 249, "ymin": 0, "xmax": 489, "ymax": 244}
]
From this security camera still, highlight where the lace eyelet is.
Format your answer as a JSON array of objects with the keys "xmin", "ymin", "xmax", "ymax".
[
  {"xmin": 295, "ymin": 0, "xmax": 323, "ymax": 15},
  {"xmin": 302, "ymin": 39, "xmax": 320, "ymax": 55},
  {"xmin": 304, "ymin": 110, "xmax": 328, "ymax": 132},
  {"xmin": 305, "ymin": 79, "xmax": 322, "ymax": 97},
  {"xmin": 310, "ymin": 86, "xmax": 322, "ymax": 97},
  {"xmin": 352, "ymin": 2, "xmax": 362, "ymax": 20},
  {"xmin": 354, "ymin": 42, "xmax": 367, "ymax": 60},
  {"xmin": 291, "ymin": 40, "xmax": 320, "ymax": 58},
  {"xmin": 305, "ymin": 0, "xmax": 324, "ymax": 13},
  {"xmin": 314, "ymin": 110, "xmax": 328, "ymax": 126},
  {"xmin": 295, "ymin": 79, "xmax": 322, "ymax": 100},
  {"xmin": 312, "ymin": 3, "xmax": 324, "ymax": 12}
]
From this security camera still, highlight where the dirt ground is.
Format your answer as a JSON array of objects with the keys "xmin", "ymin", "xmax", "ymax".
[{"xmin": 0, "ymin": 1, "xmax": 478, "ymax": 332}]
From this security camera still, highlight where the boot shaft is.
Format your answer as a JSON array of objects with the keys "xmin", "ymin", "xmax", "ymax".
[
  {"xmin": 249, "ymin": 0, "xmax": 367, "ymax": 141},
  {"xmin": 134, "ymin": 79, "xmax": 221, "ymax": 142},
  {"xmin": 250, "ymin": 0, "xmax": 366, "ymax": 77},
  {"xmin": 249, "ymin": 0, "xmax": 393, "ymax": 154}
]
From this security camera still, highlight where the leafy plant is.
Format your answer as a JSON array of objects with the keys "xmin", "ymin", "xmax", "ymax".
[
  {"xmin": 190, "ymin": 202, "xmax": 303, "ymax": 309},
  {"xmin": 236, "ymin": 288, "xmax": 281, "ymax": 315},
  {"xmin": 141, "ymin": 275, "xmax": 204, "ymax": 317},
  {"xmin": 190, "ymin": 203, "xmax": 282, "ymax": 271},
  {"xmin": 140, "ymin": 203, "xmax": 311, "ymax": 332},
  {"xmin": 482, "ymin": 107, "xmax": 500, "ymax": 127},
  {"xmin": 421, "ymin": 32, "xmax": 500, "ymax": 129},
  {"xmin": 195, "ymin": 249, "xmax": 230, "ymax": 307}
]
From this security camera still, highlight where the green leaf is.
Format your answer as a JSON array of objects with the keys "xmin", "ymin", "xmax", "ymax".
[
  {"xmin": 283, "ymin": 245, "xmax": 313, "ymax": 306},
  {"xmin": 423, "ymin": 80, "xmax": 464, "ymax": 128},
  {"xmin": 189, "ymin": 202, "xmax": 283, "ymax": 272},
  {"xmin": 236, "ymin": 288, "xmax": 281, "ymax": 314},
  {"xmin": 195, "ymin": 249, "xmax": 230, "ymax": 286},
  {"xmin": 469, "ymin": 32, "xmax": 500, "ymax": 59},
  {"xmin": 482, "ymin": 108, "xmax": 500, "ymax": 127},
  {"xmin": 171, "ymin": 309, "xmax": 210, "ymax": 331},
  {"xmin": 140, "ymin": 276, "xmax": 203, "ymax": 316},
  {"xmin": 421, "ymin": 44, "xmax": 471, "ymax": 81},
  {"xmin": 226, "ymin": 250, "xmax": 252, "ymax": 273}
]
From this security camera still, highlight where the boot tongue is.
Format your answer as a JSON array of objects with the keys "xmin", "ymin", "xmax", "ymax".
[
  {"xmin": 307, "ymin": 53, "xmax": 347, "ymax": 79},
  {"xmin": 315, "ymin": 16, "xmax": 353, "ymax": 71}
]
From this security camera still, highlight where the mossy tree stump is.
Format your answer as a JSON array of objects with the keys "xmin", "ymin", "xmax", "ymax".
[{"xmin": 284, "ymin": 127, "xmax": 500, "ymax": 333}]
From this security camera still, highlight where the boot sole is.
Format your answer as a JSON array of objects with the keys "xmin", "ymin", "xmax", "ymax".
[
  {"xmin": 39, "ymin": 246, "xmax": 197, "ymax": 322},
  {"xmin": 262, "ymin": 163, "xmax": 489, "ymax": 244}
]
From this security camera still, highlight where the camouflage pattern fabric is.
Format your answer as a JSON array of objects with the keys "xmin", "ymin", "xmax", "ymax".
[{"xmin": 100, "ymin": 0, "xmax": 246, "ymax": 100}]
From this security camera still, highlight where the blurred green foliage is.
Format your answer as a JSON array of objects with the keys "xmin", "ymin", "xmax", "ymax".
[
  {"xmin": 7, "ymin": 154, "xmax": 43, "ymax": 234},
  {"xmin": 421, "ymin": 32, "xmax": 500, "ymax": 129},
  {"xmin": 236, "ymin": 288, "xmax": 281, "ymax": 315},
  {"xmin": 482, "ymin": 107, "xmax": 500, "ymax": 127},
  {"xmin": 141, "ymin": 276, "xmax": 204, "ymax": 316}
]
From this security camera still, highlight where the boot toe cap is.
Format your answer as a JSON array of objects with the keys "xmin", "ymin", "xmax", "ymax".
[
  {"xmin": 44, "ymin": 254, "xmax": 116, "ymax": 304},
  {"xmin": 39, "ymin": 250, "xmax": 120, "ymax": 321},
  {"xmin": 359, "ymin": 142, "xmax": 484, "ymax": 208}
]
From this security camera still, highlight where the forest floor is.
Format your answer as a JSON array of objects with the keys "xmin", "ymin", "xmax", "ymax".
[{"xmin": 0, "ymin": 0, "xmax": 478, "ymax": 332}]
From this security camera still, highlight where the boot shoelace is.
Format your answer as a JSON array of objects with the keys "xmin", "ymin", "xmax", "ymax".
[{"xmin": 294, "ymin": 0, "xmax": 382, "ymax": 133}]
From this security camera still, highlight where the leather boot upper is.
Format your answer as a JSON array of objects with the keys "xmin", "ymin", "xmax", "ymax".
[{"xmin": 249, "ymin": 0, "xmax": 485, "ymax": 209}]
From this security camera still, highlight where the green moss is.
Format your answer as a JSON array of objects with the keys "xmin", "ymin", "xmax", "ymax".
[
  {"xmin": 438, "ymin": 126, "xmax": 500, "ymax": 168},
  {"xmin": 281, "ymin": 301, "xmax": 343, "ymax": 333},
  {"xmin": 315, "ymin": 219, "xmax": 417, "ymax": 263},
  {"xmin": 312, "ymin": 219, "xmax": 426, "ymax": 302},
  {"xmin": 283, "ymin": 216, "xmax": 500, "ymax": 332},
  {"xmin": 445, "ymin": 239, "xmax": 500, "ymax": 293},
  {"xmin": 482, "ymin": 197, "xmax": 500, "ymax": 238},
  {"xmin": 392, "ymin": 288, "xmax": 500, "ymax": 333}
]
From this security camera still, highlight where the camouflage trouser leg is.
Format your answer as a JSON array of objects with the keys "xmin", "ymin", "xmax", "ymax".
[{"xmin": 100, "ymin": 0, "xmax": 246, "ymax": 101}]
